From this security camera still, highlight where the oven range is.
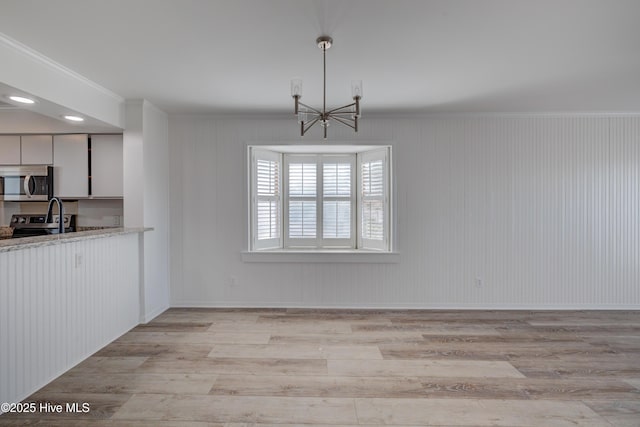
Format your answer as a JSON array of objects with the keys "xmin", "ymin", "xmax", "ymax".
[{"xmin": 10, "ymin": 214, "xmax": 77, "ymax": 238}]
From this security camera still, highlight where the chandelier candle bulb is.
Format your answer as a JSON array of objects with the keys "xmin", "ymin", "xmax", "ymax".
[
  {"xmin": 291, "ymin": 78, "xmax": 302, "ymax": 115},
  {"xmin": 351, "ymin": 80, "xmax": 363, "ymax": 99},
  {"xmin": 291, "ymin": 79, "xmax": 303, "ymax": 97}
]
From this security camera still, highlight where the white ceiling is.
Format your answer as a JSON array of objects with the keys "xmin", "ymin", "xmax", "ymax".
[{"xmin": 1, "ymin": 0, "xmax": 639, "ymax": 114}]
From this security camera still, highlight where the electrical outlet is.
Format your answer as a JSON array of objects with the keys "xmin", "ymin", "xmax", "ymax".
[
  {"xmin": 75, "ymin": 253, "xmax": 83, "ymax": 268},
  {"xmin": 475, "ymin": 277, "xmax": 483, "ymax": 288},
  {"xmin": 113, "ymin": 215, "xmax": 121, "ymax": 226}
]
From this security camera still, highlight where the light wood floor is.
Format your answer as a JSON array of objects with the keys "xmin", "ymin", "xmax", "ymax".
[{"xmin": 1, "ymin": 309, "xmax": 639, "ymax": 426}]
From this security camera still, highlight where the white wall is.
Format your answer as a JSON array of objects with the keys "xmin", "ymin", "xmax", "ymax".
[
  {"xmin": 169, "ymin": 114, "xmax": 639, "ymax": 309},
  {"xmin": 142, "ymin": 101, "xmax": 170, "ymax": 320},
  {"xmin": 123, "ymin": 100, "xmax": 170, "ymax": 322}
]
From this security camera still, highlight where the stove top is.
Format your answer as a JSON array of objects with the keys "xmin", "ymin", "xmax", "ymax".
[{"xmin": 10, "ymin": 214, "xmax": 76, "ymax": 237}]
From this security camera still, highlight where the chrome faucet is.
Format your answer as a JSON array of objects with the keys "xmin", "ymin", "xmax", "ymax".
[{"xmin": 45, "ymin": 197, "xmax": 65, "ymax": 234}]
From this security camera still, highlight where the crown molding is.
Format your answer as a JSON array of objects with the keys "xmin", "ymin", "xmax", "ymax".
[
  {"xmin": 169, "ymin": 111, "xmax": 640, "ymax": 121},
  {"xmin": 0, "ymin": 31, "xmax": 124, "ymax": 103}
]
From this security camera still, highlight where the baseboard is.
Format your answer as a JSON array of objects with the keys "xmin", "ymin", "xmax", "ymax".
[
  {"xmin": 141, "ymin": 304, "xmax": 170, "ymax": 323},
  {"xmin": 170, "ymin": 301, "xmax": 640, "ymax": 310}
]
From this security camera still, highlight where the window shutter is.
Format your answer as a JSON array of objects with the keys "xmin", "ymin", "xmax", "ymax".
[
  {"xmin": 321, "ymin": 155, "xmax": 356, "ymax": 248},
  {"xmin": 284, "ymin": 155, "xmax": 319, "ymax": 247},
  {"xmin": 358, "ymin": 148, "xmax": 389, "ymax": 251},
  {"xmin": 252, "ymin": 148, "xmax": 282, "ymax": 250}
]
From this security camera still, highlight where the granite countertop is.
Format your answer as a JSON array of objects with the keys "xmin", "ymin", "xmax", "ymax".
[
  {"xmin": 0, "ymin": 227, "xmax": 152, "ymax": 253},
  {"xmin": 0, "ymin": 226, "xmax": 12, "ymax": 239}
]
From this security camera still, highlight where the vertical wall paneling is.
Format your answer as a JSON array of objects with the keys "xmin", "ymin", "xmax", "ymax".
[
  {"xmin": 0, "ymin": 234, "xmax": 141, "ymax": 405},
  {"xmin": 168, "ymin": 115, "xmax": 640, "ymax": 309}
]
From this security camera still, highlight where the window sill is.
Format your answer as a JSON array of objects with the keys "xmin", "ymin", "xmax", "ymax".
[{"xmin": 241, "ymin": 250, "xmax": 400, "ymax": 263}]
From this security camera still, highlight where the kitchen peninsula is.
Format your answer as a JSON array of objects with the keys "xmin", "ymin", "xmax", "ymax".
[{"xmin": 0, "ymin": 227, "xmax": 150, "ymax": 405}]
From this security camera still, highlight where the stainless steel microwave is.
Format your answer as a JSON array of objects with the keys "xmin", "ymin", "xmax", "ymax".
[{"xmin": 0, "ymin": 165, "xmax": 54, "ymax": 201}]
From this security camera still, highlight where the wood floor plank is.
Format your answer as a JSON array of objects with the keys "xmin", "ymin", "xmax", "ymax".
[
  {"xmin": 269, "ymin": 332, "xmax": 426, "ymax": 345},
  {"xmin": 155, "ymin": 311, "xmax": 261, "ymax": 323},
  {"xmin": 67, "ymin": 357, "xmax": 148, "ymax": 374},
  {"xmin": 210, "ymin": 375, "xmax": 530, "ymax": 399},
  {"xmin": 519, "ymin": 378, "xmax": 640, "ymax": 400},
  {"xmin": 419, "ymin": 333, "xmax": 584, "ymax": 344},
  {"xmin": 509, "ymin": 358, "xmax": 640, "ymax": 379},
  {"xmin": 93, "ymin": 343, "xmax": 213, "ymax": 358},
  {"xmin": 207, "ymin": 321, "xmax": 353, "ymax": 334},
  {"xmin": 115, "ymin": 331, "xmax": 271, "ymax": 345},
  {"xmin": 257, "ymin": 313, "xmax": 393, "ymax": 324},
  {"xmin": 351, "ymin": 324, "xmax": 501, "ymax": 335},
  {"xmin": 584, "ymin": 336, "xmax": 640, "ymax": 351},
  {"xmin": 39, "ymin": 373, "xmax": 217, "ymax": 395},
  {"xmin": 327, "ymin": 359, "xmax": 525, "ymax": 378},
  {"xmin": 211, "ymin": 375, "xmax": 428, "ymax": 398},
  {"xmin": 354, "ymin": 398, "xmax": 610, "ymax": 426},
  {"xmin": 378, "ymin": 341, "xmax": 615, "ymax": 361},
  {"xmin": 138, "ymin": 357, "xmax": 328, "ymax": 376},
  {"xmin": 111, "ymin": 395, "xmax": 359, "ymax": 424},
  {"xmin": 133, "ymin": 322, "xmax": 213, "ymax": 332},
  {"xmin": 207, "ymin": 344, "xmax": 383, "ymax": 360},
  {"xmin": 584, "ymin": 399, "xmax": 640, "ymax": 427}
]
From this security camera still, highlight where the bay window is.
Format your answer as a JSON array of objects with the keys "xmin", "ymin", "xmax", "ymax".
[{"xmin": 249, "ymin": 145, "xmax": 391, "ymax": 252}]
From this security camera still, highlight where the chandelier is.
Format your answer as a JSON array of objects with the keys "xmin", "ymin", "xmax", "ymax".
[{"xmin": 291, "ymin": 36, "xmax": 362, "ymax": 139}]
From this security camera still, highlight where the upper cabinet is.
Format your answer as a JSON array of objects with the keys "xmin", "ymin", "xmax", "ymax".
[
  {"xmin": 2, "ymin": 133, "xmax": 123, "ymax": 199},
  {"xmin": 91, "ymin": 135, "xmax": 123, "ymax": 198},
  {"xmin": 0, "ymin": 135, "xmax": 53, "ymax": 165},
  {"xmin": 20, "ymin": 135, "xmax": 53, "ymax": 165},
  {"xmin": 53, "ymin": 134, "xmax": 89, "ymax": 198},
  {"xmin": 0, "ymin": 135, "xmax": 21, "ymax": 164}
]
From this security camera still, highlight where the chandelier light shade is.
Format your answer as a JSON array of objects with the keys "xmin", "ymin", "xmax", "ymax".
[{"xmin": 292, "ymin": 36, "xmax": 362, "ymax": 139}]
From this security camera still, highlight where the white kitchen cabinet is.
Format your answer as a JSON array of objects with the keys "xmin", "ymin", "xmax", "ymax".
[
  {"xmin": 53, "ymin": 134, "xmax": 88, "ymax": 198},
  {"xmin": 20, "ymin": 135, "xmax": 53, "ymax": 164},
  {"xmin": 0, "ymin": 135, "xmax": 21, "ymax": 165},
  {"xmin": 90, "ymin": 134, "xmax": 123, "ymax": 197}
]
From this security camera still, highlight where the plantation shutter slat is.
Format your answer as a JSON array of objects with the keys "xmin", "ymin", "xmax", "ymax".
[{"xmin": 252, "ymin": 148, "xmax": 282, "ymax": 250}]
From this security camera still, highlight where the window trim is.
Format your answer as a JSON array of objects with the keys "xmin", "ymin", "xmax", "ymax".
[
  {"xmin": 248, "ymin": 144, "xmax": 393, "ymax": 254},
  {"xmin": 241, "ymin": 249, "xmax": 400, "ymax": 263}
]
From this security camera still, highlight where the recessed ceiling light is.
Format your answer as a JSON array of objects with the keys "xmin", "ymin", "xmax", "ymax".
[
  {"xmin": 63, "ymin": 115, "xmax": 84, "ymax": 122},
  {"xmin": 8, "ymin": 95, "xmax": 36, "ymax": 104}
]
